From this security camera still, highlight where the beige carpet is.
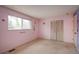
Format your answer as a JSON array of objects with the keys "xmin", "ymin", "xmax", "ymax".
[{"xmin": 11, "ymin": 39, "xmax": 78, "ymax": 54}]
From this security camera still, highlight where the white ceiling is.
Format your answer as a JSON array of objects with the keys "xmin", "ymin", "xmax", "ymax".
[{"xmin": 4, "ymin": 5, "xmax": 79, "ymax": 18}]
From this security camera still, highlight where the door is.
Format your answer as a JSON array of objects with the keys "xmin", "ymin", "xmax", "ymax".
[
  {"xmin": 74, "ymin": 12, "xmax": 79, "ymax": 52},
  {"xmin": 51, "ymin": 20, "xmax": 63, "ymax": 41},
  {"xmin": 56, "ymin": 20, "xmax": 63, "ymax": 41},
  {"xmin": 77, "ymin": 14, "xmax": 79, "ymax": 51},
  {"xmin": 51, "ymin": 21, "xmax": 57, "ymax": 40},
  {"xmin": 73, "ymin": 15, "xmax": 77, "ymax": 48}
]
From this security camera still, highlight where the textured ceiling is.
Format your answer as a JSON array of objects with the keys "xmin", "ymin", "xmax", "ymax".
[{"xmin": 4, "ymin": 5, "xmax": 79, "ymax": 18}]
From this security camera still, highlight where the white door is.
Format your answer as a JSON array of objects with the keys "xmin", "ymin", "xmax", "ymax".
[
  {"xmin": 51, "ymin": 20, "xmax": 63, "ymax": 41},
  {"xmin": 51, "ymin": 21, "xmax": 57, "ymax": 40},
  {"xmin": 73, "ymin": 15, "xmax": 77, "ymax": 48},
  {"xmin": 56, "ymin": 20, "xmax": 63, "ymax": 41}
]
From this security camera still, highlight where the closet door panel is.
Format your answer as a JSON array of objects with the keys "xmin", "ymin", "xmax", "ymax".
[
  {"xmin": 56, "ymin": 20, "xmax": 63, "ymax": 41},
  {"xmin": 51, "ymin": 21, "xmax": 56, "ymax": 40}
]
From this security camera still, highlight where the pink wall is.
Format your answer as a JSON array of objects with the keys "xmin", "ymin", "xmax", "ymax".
[
  {"xmin": 0, "ymin": 6, "xmax": 74, "ymax": 53},
  {"xmin": 38, "ymin": 19, "xmax": 50, "ymax": 39},
  {"xmin": 0, "ymin": 7, "xmax": 38, "ymax": 53},
  {"xmin": 38, "ymin": 14, "xmax": 74, "ymax": 43}
]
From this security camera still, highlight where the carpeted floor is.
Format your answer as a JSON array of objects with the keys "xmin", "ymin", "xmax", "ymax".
[{"xmin": 10, "ymin": 39, "xmax": 78, "ymax": 54}]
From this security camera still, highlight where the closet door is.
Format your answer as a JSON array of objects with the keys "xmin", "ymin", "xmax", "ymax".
[
  {"xmin": 56, "ymin": 20, "xmax": 63, "ymax": 41},
  {"xmin": 51, "ymin": 21, "xmax": 57, "ymax": 40}
]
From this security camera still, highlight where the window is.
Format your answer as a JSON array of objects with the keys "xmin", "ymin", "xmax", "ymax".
[
  {"xmin": 8, "ymin": 15, "xmax": 32, "ymax": 30},
  {"xmin": 23, "ymin": 19, "xmax": 32, "ymax": 29}
]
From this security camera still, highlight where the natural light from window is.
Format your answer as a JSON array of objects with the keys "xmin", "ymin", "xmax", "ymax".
[{"xmin": 8, "ymin": 15, "xmax": 32, "ymax": 30}]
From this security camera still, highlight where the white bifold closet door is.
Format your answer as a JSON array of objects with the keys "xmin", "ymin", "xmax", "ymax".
[
  {"xmin": 51, "ymin": 20, "xmax": 63, "ymax": 41},
  {"xmin": 51, "ymin": 21, "xmax": 57, "ymax": 40}
]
